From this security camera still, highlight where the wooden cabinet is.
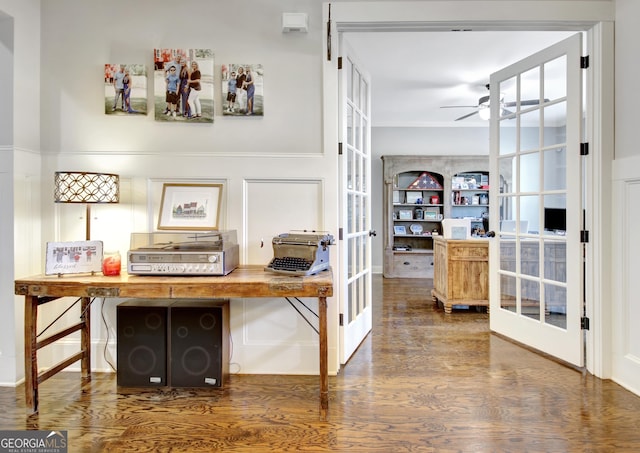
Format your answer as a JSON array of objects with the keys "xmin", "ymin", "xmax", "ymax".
[
  {"xmin": 382, "ymin": 155, "xmax": 489, "ymax": 278},
  {"xmin": 387, "ymin": 169, "xmax": 444, "ymax": 278},
  {"xmin": 432, "ymin": 236, "xmax": 489, "ymax": 313}
]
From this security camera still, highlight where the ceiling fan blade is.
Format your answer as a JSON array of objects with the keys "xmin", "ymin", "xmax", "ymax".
[
  {"xmin": 455, "ymin": 111, "xmax": 479, "ymax": 121},
  {"xmin": 503, "ymin": 98, "xmax": 550, "ymax": 107}
]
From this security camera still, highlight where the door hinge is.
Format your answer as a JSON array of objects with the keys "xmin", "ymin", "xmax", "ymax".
[
  {"xmin": 580, "ymin": 142, "xmax": 589, "ymax": 156},
  {"xmin": 339, "ymin": 313, "xmax": 344, "ymax": 326},
  {"xmin": 339, "ymin": 227, "xmax": 343, "ymax": 241},
  {"xmin": 338, "ymin": 142, "xmax": 343, "ymax": 155},
  {"xmin": 580, "ymin": 230, "xmax": 589, "ymax": 243},
  {"xmin": 581, "ymin": 55, "xmax": 589, "ymax": 69},
  {"xmin": 338, "ymin": 56, "xmax": 342, "ymax": 70},
  {"xmin": 581, "ymin": 316, "xmax": 590, "ymax": 330}
]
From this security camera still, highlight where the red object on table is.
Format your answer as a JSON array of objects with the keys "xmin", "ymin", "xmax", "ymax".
[{"xmin": 102, "ymin": 252, "xmax": 121, "ymax": 276}]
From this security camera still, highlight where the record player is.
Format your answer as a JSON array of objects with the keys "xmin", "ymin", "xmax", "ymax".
[{"xmin": 128, "ymin": 231, "xmax": 239, "ymax": 276}]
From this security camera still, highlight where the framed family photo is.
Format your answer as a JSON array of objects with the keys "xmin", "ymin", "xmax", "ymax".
[
  {"xmin": 221, "ymin": 63, "xmax": 264, "ymax": 116},
  {"xmin": 158, "ymin": 183, "xmax": 223, "ymax": 231},
  {"xmin": 153, "ymin": 48, "xmax": 214, "ymax": 122},
  {"xmin": 104, "ymin": 63, "xmax": 147, "ymax": 115}
]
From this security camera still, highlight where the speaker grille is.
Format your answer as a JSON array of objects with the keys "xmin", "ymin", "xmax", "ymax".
[
  {"xmin": 170, "ymin": 305, "xmax": 224, "ymax": 387},
  {"xmin": 117, "ymin": 304, "xmax": 167, "ymax": 387}
]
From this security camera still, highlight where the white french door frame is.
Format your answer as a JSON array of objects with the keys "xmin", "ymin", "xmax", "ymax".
[
  {"xmin": 337, "ymin": 35, "xmax": 374, "ymax": 365},
  {"xmin": 321, "ymin": 2, "xmax": 613, "ymax": 378},
  {"xmin": 489, "ymin": 34, "xmax": 584, "ymax": 366}
]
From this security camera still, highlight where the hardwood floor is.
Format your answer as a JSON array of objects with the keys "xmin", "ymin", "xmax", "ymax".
[{"xmin": 2, "ymin": 275, "xmax": 640, "ymax": 452}]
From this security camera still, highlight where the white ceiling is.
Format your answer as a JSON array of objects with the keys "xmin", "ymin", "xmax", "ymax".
[{"xmin": 344, "ymin": 30, "xmax": 578, "ymax": 127}]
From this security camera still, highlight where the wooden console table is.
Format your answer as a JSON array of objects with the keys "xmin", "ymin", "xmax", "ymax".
[
  {"xmin": 15, "ymin": 265, "xmax": 333, "ymax": 419},
  {"xmin": 432, "ymin": 236, "xmax": 489, "ymax": 313}
]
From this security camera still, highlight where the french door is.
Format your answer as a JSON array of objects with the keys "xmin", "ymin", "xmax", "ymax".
[
  {"xmin": 489, "ymin": 34, "xmax": 584, "ymax": 366},
  {"xmin": 338, "ymin": 35, "xmax": 373, "ymax": 364}
]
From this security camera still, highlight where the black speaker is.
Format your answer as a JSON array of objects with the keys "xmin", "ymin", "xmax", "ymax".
[
  {"xmin": 169, "ymin": 300, "xmax": 229, "ymax": 388},
  {"xmin": 117, "ymin": 300, "xmax": 169, "ymax": 387}
]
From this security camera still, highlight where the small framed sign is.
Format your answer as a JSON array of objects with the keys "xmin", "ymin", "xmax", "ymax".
[
  {"xmin": 398, "ymin": 210, "xmax": 413, "ymax": 220},
  {"xmin": 405, "ymin": 191, "xmax": 422, "ymax": 204},
  {"xmin": 394, "ymin": 225, "xmax": 407, "ymax": 235},
  {"xmin": 45, "ymin": 241, "xmax": 104, "ymax": 275}
]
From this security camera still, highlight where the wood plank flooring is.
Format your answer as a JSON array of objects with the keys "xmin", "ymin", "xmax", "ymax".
[{"xmin": 2, "ymin": 275, "xmax": 640, "ymax": 452}]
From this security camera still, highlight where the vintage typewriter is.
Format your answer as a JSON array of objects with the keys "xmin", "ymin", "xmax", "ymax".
[{"xmin": 265, "ymin": 231, "xmax": 334, "ymax": 276}]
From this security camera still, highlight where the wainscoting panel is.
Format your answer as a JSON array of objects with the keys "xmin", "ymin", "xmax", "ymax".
[
  {"xmin": 233, "ymin": 178, "xmax": 325, "ymax": 374},
  {"xmin": 612, "ymin": 156, "xmax": 640, "ymax": 395}
]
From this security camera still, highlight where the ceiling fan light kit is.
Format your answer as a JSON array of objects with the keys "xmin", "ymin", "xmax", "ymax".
[
  {"xmin": 441, "ymin": 84, "xmax": 544, "ymax": 121},
  {"xmin": 478, "ymin": 103, "xmax": 491, "ymax": 120}
]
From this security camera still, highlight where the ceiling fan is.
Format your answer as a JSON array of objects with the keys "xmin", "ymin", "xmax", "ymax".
[{"xmin": 441, "ymin": 84, "xmax": 545, "ymax": 121}]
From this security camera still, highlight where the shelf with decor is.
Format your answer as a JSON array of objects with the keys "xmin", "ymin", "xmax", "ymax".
[
  {"xmin": 382, "ymin": 155, "xmax": 490, "ymax": 279},
  {"xmin": 450, "ymin": 171, "xmax": 490, "ymax": 235}
]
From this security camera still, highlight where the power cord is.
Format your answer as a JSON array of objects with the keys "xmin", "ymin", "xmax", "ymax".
[{"xmin": 101, "ymin": 298, "xmax": 117, "ymax": 372}]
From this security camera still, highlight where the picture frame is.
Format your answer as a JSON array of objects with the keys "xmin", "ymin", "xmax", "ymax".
[
  {"xmin": 394, "ymin": 225, "xmax": 407, "ymax": 235},
  {"xmin": 405, "ymin": 191, "xmax": 422, "ymax": 204},
  {"xmin": 45, "ymin": 241, "xmax": 104, "ymax": 275},
  {"xmin": 424, "ymin": 211, "xmax": 438, "ymax": 220},
  {"xmin": 221, "ymin": 63, "xmax": 264, "ymax": 116},
  {"xmin": 153, "ymin": 48, "xmax": 214, "ymax": 123},
  {"xmin": 158, "ymin": 183, "xmax": 223, "ymax": 230},
  {"xmin": 398, "ymin": 210, "xmax": 413, "ymax": 220},
  {"xmin": 104, "ymin": 63, "xmax": 147, "ymax": 115}
]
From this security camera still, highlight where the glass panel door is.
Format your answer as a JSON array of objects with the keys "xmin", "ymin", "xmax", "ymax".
[
  {"xmin": 489, "ymin": 34, "xmax": 583, "ymax": 366},
  {"xmin": 339, "ymin": 35, "xmax": 373, "ymax": 363}
]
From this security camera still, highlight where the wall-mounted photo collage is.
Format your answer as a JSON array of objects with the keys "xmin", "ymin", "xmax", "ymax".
[{"xmin": 104, "ymin": 49, "xmax": 264, "ymax": 123}]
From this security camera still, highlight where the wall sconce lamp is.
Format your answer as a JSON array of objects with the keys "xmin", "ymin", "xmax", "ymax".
[{"xmin": 54, "ymin": 171, "xmax": 120, "ymax": 240}]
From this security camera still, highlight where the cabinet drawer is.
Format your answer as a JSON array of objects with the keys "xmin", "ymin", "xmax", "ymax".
[
  {"xmin": 449, "ymin": 244, "xmax": 488, "ymax": 259},
  {"xmin": 392, "ymin": 252, "xmax": 434, "ymax": 278}
]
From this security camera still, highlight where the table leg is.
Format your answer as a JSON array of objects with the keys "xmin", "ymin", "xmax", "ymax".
[
  {"xmin": 24, "ymin": 296, "xmax": 38, "ymax": 414},
  {"xmin": 319, "ymin": 296, "xmax": 328, "ymax": 421},
  {"xmin": 80, "ymin": 297, "xmax": 91, "ymax": 379}
]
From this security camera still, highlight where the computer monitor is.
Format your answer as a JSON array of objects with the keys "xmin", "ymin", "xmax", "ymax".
[{"xmin": 544, "ymin": 207, "xmax": 566, "ymax": 232}]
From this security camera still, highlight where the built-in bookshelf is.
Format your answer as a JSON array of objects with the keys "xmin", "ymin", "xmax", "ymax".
[{"xmin": 382, "ymin": 155, "xmax": 489, "ymax": 278}]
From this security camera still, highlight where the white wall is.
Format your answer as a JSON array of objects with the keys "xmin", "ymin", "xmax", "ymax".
[
  {"xmin": 611, "ymin": 0, "xmax": 640, "ymax": 395},
  {"xmin": 614, "ymin": 0, "xmax": 640, "ymax": 160},
  {"xmin": 0, "ymin": 0, "xmax": 41, "ymax": 386},
  {"xmin": 24, "ymin": 0, "xmax": 341, "ymax": 380}
]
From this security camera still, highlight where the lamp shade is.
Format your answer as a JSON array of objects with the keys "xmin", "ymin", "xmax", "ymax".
[{"xmin": 54, "ymin": 172, "xmax": 120, "ymax": 204}]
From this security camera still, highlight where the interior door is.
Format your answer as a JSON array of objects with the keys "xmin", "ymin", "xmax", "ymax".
[
  {"xmin": 339, "ymin": 35, "xmax": 373, "ymax": 364},
  {"xmin": 489, "ymin": 34, "xmax": 584, "ymax": 366}
]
